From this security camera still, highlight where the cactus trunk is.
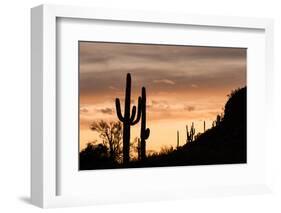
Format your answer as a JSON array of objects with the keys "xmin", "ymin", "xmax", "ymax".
[
  {"xmin": 141, "ymin": 138, "xmax": 146, "ymax": 160},
  {"xmin": 140, "ymin": 87, "xmax": 150, "ymax": 161},
  {"xmin": 123, "ymin": 124, "xmax": 130, "ymax": 163}
]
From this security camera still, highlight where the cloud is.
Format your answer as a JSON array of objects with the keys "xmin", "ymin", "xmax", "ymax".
[
  {"xmin": 97, "ymin": 107, "xmax": 114, "ymax": 115},
  {"xmin": 79, "ymin": 42, "xmax": 246, "ymax": 122},
  {"xmin": 191, "ymin": 84, "xmax": 198, "ymax": 88},
  {"xmin": 80, "ymin": 107, "xmax": 89, "ymax": 113},
  {"xmin": 79, "ymin": 42, "xmax": 246, "ymax": 69},
  {"xmin": 184, "ymin": 105, "xmax": 196, "ymax": 112},
  {"xmin": 149, "ymin": 100, "xmax": 170, "ymax": 111},
  {"xmin": 153, "ymin": 79, "xmax": 175, "ymax": 85},
  {"xmin": 109, "ymin": 86, "xmax": 119, "ymax": 91}
]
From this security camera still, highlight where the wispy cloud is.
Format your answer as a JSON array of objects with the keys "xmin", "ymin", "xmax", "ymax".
[
  {"xmin": 184, "ymin": 105, "xmax": 196, "ymax": 112},
  {"xmin": 109, "ymin": 86, "xmax": 119, "ymax": 91},
  {"xmin": 80, "ymin": 107, "xmax": 89, "ymax": 113},
  {"xmin": 191, "ymin": 84, "xmax": 198, "ymax": 88},
  {"xmin": 97, "ymin": 107, "xmax": 114, "ymax": 115},
  {"xmin": 153, "ymin": 79, "xmax": 175, "ymax": 85}
]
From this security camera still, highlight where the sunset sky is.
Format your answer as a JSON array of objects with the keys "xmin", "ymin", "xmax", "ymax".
[{"xmin": 79, "ymin": 42, "xmax": 246, "ymax": 153}]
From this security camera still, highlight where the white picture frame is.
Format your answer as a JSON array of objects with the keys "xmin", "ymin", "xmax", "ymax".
[{"xmin": 31, "ymin": 4, "xmax": 274, "ymax": 208}]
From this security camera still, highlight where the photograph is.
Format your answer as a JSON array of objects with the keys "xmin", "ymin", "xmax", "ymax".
[{"xmin": 79, "ymin": 41, "xmax": 247, "ymax": 170}]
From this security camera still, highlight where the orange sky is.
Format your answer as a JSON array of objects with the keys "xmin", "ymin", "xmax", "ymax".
[{"xmin": 79, "ymin": 42, "xmax": 246, "ymax": 153}]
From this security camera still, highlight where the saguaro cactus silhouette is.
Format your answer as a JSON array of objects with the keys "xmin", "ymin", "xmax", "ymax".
[
  {"xmin": 216, "ymin": 115, "xmax": 221, "ymax": 126},
  {"xmin": 177, "ymin": 130, "xmax": 179, "ymax": 148},
  {"xmin": 186, "ymin": 122, "xmax": 196, "ymax": 143},
  {"xmin": 203, "ymin": 120, "xmax": 206, "ymax": 132},
  {"xmin": 115, "ymin": 73, "xmax": 142, "ymax": 164},
  {"xmin": 140, "ymin": 87, "xmax": 150, "ymax": 161}
]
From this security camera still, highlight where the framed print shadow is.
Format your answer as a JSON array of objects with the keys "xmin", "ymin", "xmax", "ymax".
[
  {"xmin": 78, "ymin": 42, "xmax": 247, "ymax": 170},
  {"xmin": 31, "ymin": 4, "xmax": 273, "ymax": 208}
]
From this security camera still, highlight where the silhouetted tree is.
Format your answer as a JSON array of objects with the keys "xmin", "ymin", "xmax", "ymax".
[
  {"xmin": 136, "ymin": 138, "xmax": 141, "ymax": 160},
  {"xmin": 129, "ymin": 137, "xmax": 139, "ymax": 160},
  {"xmin": 79, "ymin": 142, "xmax": 110, "ymax": 170},
  {"xmin": 90, "ymin": 120, "xmax": 123, "ymax": 162}
]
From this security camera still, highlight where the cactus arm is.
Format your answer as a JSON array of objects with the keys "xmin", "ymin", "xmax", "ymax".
[
  {"xmin": 144, "ymin": 128, "xmax": 150, "ymax": 139},
  {"xmin": 131, "ymin": 96, "xmax": 142, "ymax": 125},
  {"xmin": 130, "ymin": 106, "xmax": 136, "ymax": 121},
  {"xmin": 115, "ymin": 98, "xmax": 125, "ymax": 122}
]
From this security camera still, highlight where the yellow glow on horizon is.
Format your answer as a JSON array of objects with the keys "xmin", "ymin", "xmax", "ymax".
[{"xmin": 80, "ymin": 118, "xmax": 217, "ymax": 152}]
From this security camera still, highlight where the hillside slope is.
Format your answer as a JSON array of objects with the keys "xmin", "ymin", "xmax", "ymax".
[{"xmin": 131, "ymin": 87, "xmax": 247, "ymax": 168}]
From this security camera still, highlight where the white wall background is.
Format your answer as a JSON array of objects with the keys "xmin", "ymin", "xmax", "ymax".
[{"xmin": 0, "ymin": 0, "xmax": 280, "ymax": 212}]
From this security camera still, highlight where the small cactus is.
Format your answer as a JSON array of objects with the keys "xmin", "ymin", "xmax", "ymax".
[
  {"xmin": 203, "ymin": 120, "xmax": 206, "ymax": 132},
  {"xmin": 186, "ymin": 122, "xmax": 196, "ymax": 143},
  {"xmin": 177, "ymin": 130, "xmax": 179, "ymax": 148},
  {"xmin": 216, "ymin": 115, "xmax": 221, "ymax": 126}
]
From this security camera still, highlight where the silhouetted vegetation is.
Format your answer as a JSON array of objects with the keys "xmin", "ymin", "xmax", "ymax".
[
  {"xmin": 186, "ymin": 122, "xmax": 196, "ymax": 143},
  {"xmin": 90, "ymin": 120, "xmax": 123, "ymax": 162},
  {"xmin": 79, "ymin": 142, "xmax": 115, "ymax": 170},
  {"xmin": 79, "ymin": 73, "xmax": 247, "ymax": 170},
  {"xmin": 126, "ymin": 87, "xmax": 247, "ymax": 168}
]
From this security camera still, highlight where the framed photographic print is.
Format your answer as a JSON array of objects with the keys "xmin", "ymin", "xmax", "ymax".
[
  {"xmin": 78, "ymin": 42, "xmax": 247, "ymax": 170},
  {"xmin": 31, "ymin": 4, "xmax": 274, "ymax": 208}
]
